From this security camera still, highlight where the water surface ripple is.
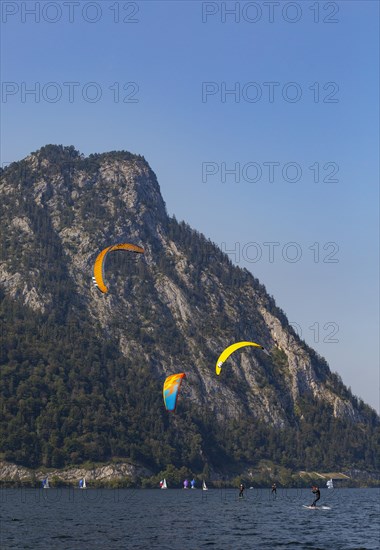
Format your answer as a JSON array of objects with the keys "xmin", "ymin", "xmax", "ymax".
[{"xmin": 1, "ymin": 488, "xmax": 379, "ymax": 549}]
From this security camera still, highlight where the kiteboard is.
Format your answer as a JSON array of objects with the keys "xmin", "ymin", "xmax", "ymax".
[{"xmin": 303, "ymin": 505, "xmax": 331, "ymax": 510}]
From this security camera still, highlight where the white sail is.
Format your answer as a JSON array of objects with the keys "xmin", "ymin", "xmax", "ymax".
[
  {"xmin": 326, "ymin": 479, "xmax": 333, "ymax": 489},
  {"xmin": 43, "ymin": 477, "xmax": 49, "ymax": 489},
  {"xmin": 161, "ymin": 478, "xmax": 167, "ymax": 489},
  {"xmin": 202, "ymin": 480, "xmax": 208, "ymax": 491},
  {"xmin": 79, "ymin": 477, "xmax": 87, "ymax": 489}
]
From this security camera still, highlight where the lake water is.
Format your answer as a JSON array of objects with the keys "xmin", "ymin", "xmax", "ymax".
[{"xmin": 1, "ymin": 487, "xmax": 379, "ymax": 549}]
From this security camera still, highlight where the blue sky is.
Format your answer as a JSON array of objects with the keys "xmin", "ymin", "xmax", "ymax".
[{"xmin": 1, "ymin": 1, "xmax": 379, "ymax": 411}]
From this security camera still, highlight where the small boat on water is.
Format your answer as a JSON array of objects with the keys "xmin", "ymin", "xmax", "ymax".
[
  {"xmin": 160, "ymin": 479, "xmax": 167, "ymax": 489},
  {"xmin": 183, "ymin": 479, "xmax": 189, "ymax": 489},
  {"xmin": 42, "ymin": 478, "xmax": 50, "ymax": 489},
  {"xmin": 79, "ymin": 478, "xmax": 87, "ymax": 489},
  {"xmin": 202, "ymin": 480, "xmax": 208, "ymax": 491},
  {"xmin": 191, "ymin": 479, "xmax": 196, "ymax": 489},
  {"xmin": 326, "ymin": 479, "xmax": 333, "ymax": 489}
]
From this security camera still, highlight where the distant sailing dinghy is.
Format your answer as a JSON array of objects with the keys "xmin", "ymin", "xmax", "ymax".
[
  {"xmin": 326, "ymin": 479, "xmax": 333, "ymax": 489},
  {"xmin": 183, "ymin": 479, "xmax": 189, "ymax": 489},
  {"xmin": 42, "ymin": 478, "xmax": 50, "ymax": 489},
  {"xmin": 191, "ymin": 479, "xmax": 196, "ymax": 489},
  {"xmin": 79, "ymin": 478, "xmax": 87, "ymax": 489},
  {"xmin": 160, "ymin": 479, "xmax": 167, "ymax": 489},
  {"xmin": 202, "ymin": 481, "xmax": 208, "ymax": 491}
]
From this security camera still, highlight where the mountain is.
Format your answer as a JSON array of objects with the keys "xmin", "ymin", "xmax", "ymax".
[{"xmin": 0, "ymin": 145, "xmax": 379, "ymax": 476}]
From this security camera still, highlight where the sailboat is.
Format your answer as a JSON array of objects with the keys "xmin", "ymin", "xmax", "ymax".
[
  {"xmin": 326, "ymin": 479, "xmax": 333, "ymax": 489},
  {"xmin": 160, "ymin": 479, "xmax": 167, "ymax": 489},
  {"xmin": 79, "ymin": 477, "xmax": 87, "ymax": 489},
  {"xmin": 42, "ymin": 477, "xmax": 50, "ymax": 489},
  {"xmin": 190, "ymin": 479, "xmax": 196, "ymax": 489},
  {"xmin": 183, "ymin": 479, "xmax": 189, "ymax": 489},
  {"xmin": 202, "ymin": 480, "xmax": 208, "ymax": 491}
]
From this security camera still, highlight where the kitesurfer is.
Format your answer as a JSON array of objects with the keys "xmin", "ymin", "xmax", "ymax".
[
  {"xmin": 311, "ymin": 485, "xmax": 320, "ymax": 507},
  {"xmin": 271, "ymin": 483, "xmax": 277, "ymax": 497},
  {"xmin": 239, "ymin": 483, "xmax": 245, "ymax": 498}
]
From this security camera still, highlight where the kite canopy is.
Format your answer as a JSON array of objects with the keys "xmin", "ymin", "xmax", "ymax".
[
  {"xmin": 215, "ymin": 341, "xmax": 267, "ymax": 375},
  {"xmin": 163, "ymin": 373, "xmax": 186, "ymax": 411},
  {"xmin": 92, "ymin": 243, "xmax": 144, "ymax": 293}
]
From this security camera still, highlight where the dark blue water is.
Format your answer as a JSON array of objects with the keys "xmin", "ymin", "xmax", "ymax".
[{"xmin": 1, "ymin": 488, "xmax": 379, "ymax": 549}]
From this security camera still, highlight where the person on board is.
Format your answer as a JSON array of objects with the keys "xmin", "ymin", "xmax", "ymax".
[
  {"xmin": 271, "ymin": 483, "xmax": 277, "ymax": 497},
  {"xmin": 239, "ymin": 483, "xmax": 245, "ymax": 498},
  {"xmin": 311, "ymin": 485, "xmax": 320, "ymax": 507}
]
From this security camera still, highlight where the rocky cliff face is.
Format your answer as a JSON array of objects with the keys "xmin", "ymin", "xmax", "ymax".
[{"xmin": 0, "ymin": 145, "xmax": 378, "ymax": 473}]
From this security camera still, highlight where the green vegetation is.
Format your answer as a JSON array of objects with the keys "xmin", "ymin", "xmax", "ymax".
[{"xmin": 0, "ymin": 146, "xmax": 379, "ymax": 477}]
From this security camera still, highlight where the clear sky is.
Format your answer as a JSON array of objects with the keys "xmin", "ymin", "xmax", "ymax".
[{"xmin": 1, "ymin": 1, "xmax": 379, "ymax": 411}]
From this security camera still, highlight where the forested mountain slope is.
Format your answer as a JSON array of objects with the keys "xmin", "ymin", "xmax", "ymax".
[{"xmin": 0, "ymin": 145, "xmax": 378, "ymax": 474}]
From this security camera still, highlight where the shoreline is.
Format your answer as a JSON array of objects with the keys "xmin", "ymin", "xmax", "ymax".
[{"xmin": 1, "ymin": 460, "xmax": 379, "ymax": 489}]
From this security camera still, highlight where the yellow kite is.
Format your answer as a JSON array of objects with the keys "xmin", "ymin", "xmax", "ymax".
[{"xmin": 216, "ymin": 341, "xmax": 267, "ymax": 375}]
